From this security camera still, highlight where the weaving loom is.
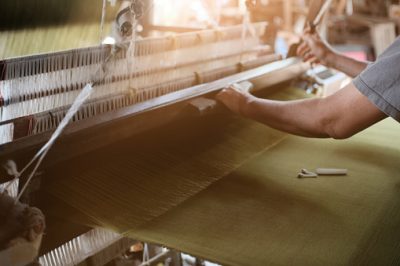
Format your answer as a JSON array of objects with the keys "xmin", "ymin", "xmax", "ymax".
[
  {"xmin": 0, "ymin": 1, "xmax": 312, "ymax": 264},
  {"xmin": 0, "ymin": 22, "xmax": 309, "ymax": 166},
  {"xmin": 2, "ymin": 1, "xmax": 400, "ymax": 266}
]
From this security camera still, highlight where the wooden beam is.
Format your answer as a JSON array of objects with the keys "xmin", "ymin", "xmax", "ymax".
[{"xmin": 148, "ymin": 25, "xmax": 205, "ymax": 33}]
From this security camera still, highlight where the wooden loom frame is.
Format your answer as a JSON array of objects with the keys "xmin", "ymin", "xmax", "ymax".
[{"xmin": 0, "ymin": 57, "xmax": 308, "ymax": 180}]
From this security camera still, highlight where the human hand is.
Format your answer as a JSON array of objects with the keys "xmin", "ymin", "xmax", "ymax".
[
  {"xmin": 297, "ymin": 28, "xmax": 335, "ymax": 67},
  {"xmin": 216, "ymin": 84, "xmax": 254, "ymax": 116}
]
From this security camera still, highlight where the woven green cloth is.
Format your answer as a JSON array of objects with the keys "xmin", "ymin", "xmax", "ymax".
[
  {"xmin": 0, "ymin": 1, "xmax": 117, "ymax": 59},
  {"xmin": 128, "ymin": 119, "xmax": 400, "ymax": 266},
  {"xmin": 42, "ymin": 88, "xmax": 400, "ymax": 265},
  {"xmin": 0, "ymin": 23, "xmax": 109, "ymax": 59},
  {"xmin": 42, "ymin": 88, "xmax": 307, "ymax": 232}
]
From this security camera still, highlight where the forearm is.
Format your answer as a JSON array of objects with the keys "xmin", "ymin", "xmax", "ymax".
[
  {"xmin": 326, "ymin": 51, "xmax": 368, "ymax": 78},
  {"xmin": 237, "ymin": 83, "xmax": 386, "ymax": 139},
  {"xmin": 241, "ymin": 97, "xmax": 330, "ymax": 138}
]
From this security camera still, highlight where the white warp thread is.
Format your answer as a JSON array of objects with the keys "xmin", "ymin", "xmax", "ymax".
[
  {"xmin": 13, "ymin": 83, "xmax": 94, "ymax": 203},
  {"xmin": 7, "ymin": 0, "xmax": 155, "ymax": 203},
  {"xmin": 100, "ymin": 0, "xmax": 108, "ymax": 43},
  {"xmin": 38, "ymin": 83, "xmax": 94, "ymax": 159},
  {"xmin": 240, "ymin": 10, "xmax": 256, "ymax": 62}
]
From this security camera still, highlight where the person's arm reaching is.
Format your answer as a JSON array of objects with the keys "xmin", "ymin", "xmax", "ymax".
[
  {"xmin": 297, "ymin": 29, "xmax": 368, "ymax": 78},
  {"xmin": 216, "ymin": 83, "xmax": 387, "ymax": 139}
]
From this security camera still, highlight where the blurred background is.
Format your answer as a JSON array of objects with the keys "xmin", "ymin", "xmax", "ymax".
[{"xmin": 1, "ymin": 0, "xmax": 399, "ymax": 60}]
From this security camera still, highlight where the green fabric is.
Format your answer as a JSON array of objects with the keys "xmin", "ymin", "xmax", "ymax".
[
  {"xmin": 42, "ymin": 88, "xmax": 400, "ymax": 265},
  {"xmin": 128, "ymin": 119, "xmax": 400, "ymax": 266},
  {"xmin": 43, "ymin": 88, "xmax": 306, "ymax": 232},
  {"xmin": 0, "ymin": 23, "xmax": 109, "ymax": 59},
  {"xmin": 1, "ymin": 1, "xmax": 117, "ymax": 59}
]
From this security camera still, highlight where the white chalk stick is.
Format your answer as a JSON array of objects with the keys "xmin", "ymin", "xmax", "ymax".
[{"xmin": 315, "ymin": 168, "xmax": 348, "ymax": 176}]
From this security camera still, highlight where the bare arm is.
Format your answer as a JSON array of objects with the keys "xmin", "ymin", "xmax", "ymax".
[
  {"xmin": 322, "ymin": 51, "xmax": 368, "ymax": 78},
  {"xmin": 297, "ymin": 29, "xmax": 368, "ymax": 78},
  {"xmin": 216, "ymin": 83, "xmax": 387, "ymax": 139}
]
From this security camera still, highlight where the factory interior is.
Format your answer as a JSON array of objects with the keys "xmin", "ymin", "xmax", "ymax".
[{"xmin": 0, "ymin": 0, "xmax": 400, "ymax": 265}]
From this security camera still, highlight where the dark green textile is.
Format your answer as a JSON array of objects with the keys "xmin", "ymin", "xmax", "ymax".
[
  {"xmin": 43, "ymin": 88, "xmax": 307, "ymax": 232},
  {"xmin": 128, "ymin": 119, "xmax": 400, "ymax": 266},
  {"xmin": 42, "ymin": 88, "xmax": 400, "ymax": 265}
]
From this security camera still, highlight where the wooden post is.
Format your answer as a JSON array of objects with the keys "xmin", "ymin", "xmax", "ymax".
[{"xmin": 283, "ymin": 0, "xmax": 293, "ymax": 31}]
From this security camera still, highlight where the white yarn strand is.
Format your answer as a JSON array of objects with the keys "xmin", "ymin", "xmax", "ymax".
[
  {"xmin": 100, "ymin": 0, "xmax": 108, "ymax": 43},
  {"xmin": 15, "ymin": 83, "xmax": 94, "ymax": 203}
]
